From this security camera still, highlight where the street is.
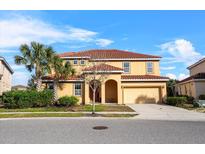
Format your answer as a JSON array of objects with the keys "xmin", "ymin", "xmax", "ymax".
[{"xmin": 0, "ymin": 118, "xmax": 205, "ymax": 144}]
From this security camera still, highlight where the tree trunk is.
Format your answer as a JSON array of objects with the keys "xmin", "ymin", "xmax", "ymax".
[
  {"xmin": 53, "ymin": 80, "xmax": 58, "ymax": 102},
  {"xmin": 92, "ymin": 89, "xmax": 96, "ymax": 114},
  {"xmin": 36, "ymin": 78, "xmax": 42, "ymax": 92}
]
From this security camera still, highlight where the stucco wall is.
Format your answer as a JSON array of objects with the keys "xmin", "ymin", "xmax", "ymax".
[
  {"xmin": 0, "ymin": 61, "xmax": 12, "ymax": 95},
  {"xmin": 177, "ymin": 81, "xmax": 196, "ymax": 98},
  {"xmin": 194, "ymin": 81, "xmax": 205, "ymax": 98},
  {"xmin": 190, "ymin": 60, "xmax": 205, "ymax": 76},
  {"xmin": 62, "ymin": 59, "xmax": 160, "ymax": 76}
]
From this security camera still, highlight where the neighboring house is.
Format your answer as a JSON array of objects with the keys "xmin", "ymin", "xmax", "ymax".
[
  {"xmin": 42, "ymin": 49, "xmax": 169, "ymax": 104},
  {"xmin": 177, "ymin": 58, "xmax": 205, "ymax": 98},
  {"xmin": 0, "ymin": 56, "xmax": 14, "ymax": 95},
  {"xmin": 12, "ymin": 85, "xmax": 28, "ymax": 91}
]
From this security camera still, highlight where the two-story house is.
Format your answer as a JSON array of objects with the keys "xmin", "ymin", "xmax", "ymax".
[
  {"xmin": 42, "ymin": 49, "xmax": 169, "ymax": 104},
  {"xmin": 0, "ymin": 56, "xmax": 14, "ymax": 95},
  {"xmin": 177, "ymin": 58, "xmax": 205, "ymax": 98}
]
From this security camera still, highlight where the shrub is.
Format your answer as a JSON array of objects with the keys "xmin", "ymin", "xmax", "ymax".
[
  {"xmin": 166, "ymin": 97, "xmax": 187, "ymax": 106},
  {"xmin": 177, "ymin": 95, "xmax": 195, "ymax": 104},
  {"xmin": 2, "ymin": 90, "xmax": 53, "ymax": 109},
  {"xmin": 199, "ymin": 94, "xmax": 205, "ymax": 100},
  {"xmin": 58, "ymin": 96, "xmax": 79, "ymax": 107}
]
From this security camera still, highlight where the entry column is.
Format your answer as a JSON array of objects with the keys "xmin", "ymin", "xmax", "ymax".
[{"xmin": 101, "ymin": 83, "xmax": 105, "ymax": 104}]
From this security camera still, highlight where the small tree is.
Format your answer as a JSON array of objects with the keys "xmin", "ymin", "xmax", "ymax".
[
  {"xmin": 84, "ymin": 62, "xmax": 107, "ymax": 114},
  {"xmin": 49, "ymin": 55, "xmax": 75, "ymax": 102}
]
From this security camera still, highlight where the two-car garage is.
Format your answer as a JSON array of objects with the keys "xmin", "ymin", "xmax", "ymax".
[{"xmin": 123, "ymin": 87, "xmax": 161, "ymax": 104}]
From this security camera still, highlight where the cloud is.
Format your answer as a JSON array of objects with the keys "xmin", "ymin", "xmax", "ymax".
[
  {"xmin": 67, "ymin": 27, "xmax": 97, "ymax": 42},
  {"xmin": 10, "ymin": 64, "xmax": 25, "ymax": 70},
  {"xmin": 95, "ymin": 39, "xmax": 114, "ymax": 47},
  {"xmin": 122, "ymin": 37, "xmax": 128, "ymax": 41},
  {"xmin": 0, "ymin": 15, "xmax": 113, "ymax": 51},
  {"xmin": 0, "ymin": 49, "xmax": 18, "ymax": 53},
  {"xmin": 178, "ymin": 73, "xmax": 189, "ymax": 80},
  {"xmin": 161, "ymin": 66, "xmax": 176, "ymax": 70},
  {"xmin": 166, "ymin": 73, "xmax": 177, "ymax": 79},
  {"xmin": 12, "ymin": 71, "xmax": 30, "ymax": 86},
  {"xmin": 165, "ymin": 73, "xmax": 189, "ymax": 80},
  {"xmin": 160, "ymin": 39, "xmax": 203, "ymax": 66}
]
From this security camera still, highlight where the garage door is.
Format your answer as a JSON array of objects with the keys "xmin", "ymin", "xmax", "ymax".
[{"xmin": 123, "ymin": 88, "xmax": 160, "ymax": 104}]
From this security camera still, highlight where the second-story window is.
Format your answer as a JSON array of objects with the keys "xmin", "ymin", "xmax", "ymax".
[
  {"xmin": 146, "ymin": 62, "xmax": 153, "ymax": 74},
  {"xmin": 80, "ymin": 60, "xmax": 85, "ymax": 65},
  {"xmin": 123, "ymin": 62, "xmax": 130, "ymax": 73},
  {"xmin": 73, "ymin": 59, "xmax": 78, "ymax": 65}
]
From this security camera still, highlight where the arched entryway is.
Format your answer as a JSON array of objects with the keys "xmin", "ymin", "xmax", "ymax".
[
  {"xmin": 89, "ymin": 80, "xmax": 101, "ymax": 103},
  {"xmin": 105, "ymin": 79, "xmax": 118, "ymax": 103}
]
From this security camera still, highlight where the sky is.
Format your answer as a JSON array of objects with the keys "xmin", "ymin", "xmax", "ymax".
[{"xmin": 0, "ymin": 10, "xmax": 205, "ymax": 85}]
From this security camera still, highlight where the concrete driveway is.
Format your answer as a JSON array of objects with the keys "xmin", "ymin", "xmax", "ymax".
[{"xmin": 128, "ymin": 104, "xmax": 205, "ymax": 121}]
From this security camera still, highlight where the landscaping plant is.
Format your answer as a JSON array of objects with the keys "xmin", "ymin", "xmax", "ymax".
[
  {"xmin": 58, "ymin": 96, "xmax": 79, "ymax": 107},
  {"xmin": 2, "ymin": 90, "xmax": 53, "ymax": 109}
]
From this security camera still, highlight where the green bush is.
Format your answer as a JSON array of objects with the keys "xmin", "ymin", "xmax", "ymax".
[
  {"xmin": 177, "ymin": 95, "xmax": 195, "ymax": 104},
  {"xmin": 199, "ymin": 94, "xmax": 205, "ymax": 100},
  {"xmin": 166, "ymin": 97, "xmax": 187, "ymax": 106},
  {"xmin": 58, "ymin": 96, "xmax": 78, "ymax": 107},
  {"xmin": 2, "ymin": 90, "xmax": 53, "ymax": 109}
]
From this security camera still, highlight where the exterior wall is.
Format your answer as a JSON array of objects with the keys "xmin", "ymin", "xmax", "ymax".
[
  {"xmin": 194, "ymin": 81, "xmax": 205, "ymax": 98},
  {"xmin": 177, "ymin": 81, "xmax": 196, "ymax": 98},
  {"xmin": 63, "ymin": 59, "xmax": 160, "ymax": 76},
  {"xmin": 57, "ymin": 82, "xmax": 84, "ymax": 104},
  {"xmin": 0, "ymin": 61, "xmax": 12, "ymax": 95},
  {"xmin": 84, "ymin": 74, "xmax": 122, "ymax": 104},
  {"xmin": 189, "ymin": 60, "xmax": 205, "ymax": 76}
]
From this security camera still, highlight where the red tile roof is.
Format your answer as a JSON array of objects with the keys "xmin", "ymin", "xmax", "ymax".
[
  {"xmin": 178, "ymin": 73, "xmax": 205, "ymax": 83},
  {"xmin": 83, "ymin": 63, "xmax": 123, "ymax": 72},
  {"xmin": 121, "ymin": 75, "xmax": 169, "ymax": 80},
  {"xmin": 42, "ymin": 75, "xmax": 83, "ymax": 81},
  {"xmin": 58, "ymin": 49, "xmax": 161, "ymax": 59}
]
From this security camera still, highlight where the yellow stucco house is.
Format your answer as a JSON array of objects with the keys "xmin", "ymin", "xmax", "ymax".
[
  {"xmin": 42, "ymin": 49, "xmax": 169, "ymax": 104},
  {"xmin": 177, "ymin": 58, "xmax": 205, "ymax": 98}
]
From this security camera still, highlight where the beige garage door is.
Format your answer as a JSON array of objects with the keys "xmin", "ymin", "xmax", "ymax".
[{"xmin": 123, "ymin": 88, "xmax": 160, "ymax": 104}]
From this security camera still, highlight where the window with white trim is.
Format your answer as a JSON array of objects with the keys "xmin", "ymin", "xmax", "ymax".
[
  {"xmin": 74, "ymin": 83, "xmax": 82, "ymax": 96},
  {"xmin": 80, "ymin": 60, "xmax": 85, "ymax": 65},
  {"xmin": 123, "ymin": 62, "xmax": 130, "ymax": 73},
  {"xmin": 146, "ymin": 62, "xmax": 153, "ymax": 74},
  {"xmin": 73, "ymin": 59, "xmax": 78, "ymax": 65}
]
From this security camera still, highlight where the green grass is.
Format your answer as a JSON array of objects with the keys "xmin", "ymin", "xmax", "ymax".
[
  {"xmin": 0, "ymin": 104, "xmax": 135, "ymax": 112},
  {"xmin": 0, "ymin": 113, "xmax": 137, "ymax": 118},
  {"xmin": 178, "ymin": 103, "xmax": 205, "ymax": 113}
]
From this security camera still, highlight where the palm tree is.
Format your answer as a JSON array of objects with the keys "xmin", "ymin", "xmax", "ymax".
[
  {"xmin": 167, "ymin": 79, "xmax": 177, "ymax": 96},
  {"xmin": 49, "ymin": 55, "xmax": 75, "ymax": 101},
  {"xmin": 14, "ymin": 42, "xmax": 55, "ymax": 91}
]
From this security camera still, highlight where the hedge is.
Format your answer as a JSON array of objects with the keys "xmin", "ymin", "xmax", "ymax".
[
  {"xmin": 166, "ymin": 97, "xmax": 187, "ymax": 106},
  {"xmin": 199, "ymin": 94, "xmax": 205, "ymax": 100},
  {"xmin": 58, "ymin": 96, "xmax": 79, "ymax": 107},
  {"xmin": 2, "ymin": 90, "xmax": 53, "ymax": 109}
]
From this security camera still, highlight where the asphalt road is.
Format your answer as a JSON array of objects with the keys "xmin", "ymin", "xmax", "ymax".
[{"xmin": 0, "ymin": 118, "xmax": 205, "ymax": 144}]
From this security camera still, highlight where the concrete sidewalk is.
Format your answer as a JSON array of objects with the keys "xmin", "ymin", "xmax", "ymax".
[{"xmin": 128, "ymin": 104, "xmax": 205, "ymax": 121}]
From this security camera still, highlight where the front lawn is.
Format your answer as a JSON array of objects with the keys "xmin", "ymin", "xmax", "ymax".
[
  {"xmin": 0, "ymin": 113, "xmax": 136, "ymax": 118},
  {"xmin": 0, "ymin": 104, "xmax": 135, "ymax": 112},
  {"xmin": 178, "ymin": 103, "xmax": 205, "ymax": 113}
]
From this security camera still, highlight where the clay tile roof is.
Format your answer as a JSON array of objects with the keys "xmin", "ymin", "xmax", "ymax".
[
  {"xmin": 58, "ymin": 49, "xmax": 161, "ymax": 59},
  {"xmin": 178, "ymin": 72, "xmax": 205, "ymax": 83},
  {"xmin": 42, "ymin": 75, "xmax": 83, "ymax": 81},
  {"xmin": 83, "ymin": 63, "xmax": 123, "ymax": 72},
  {"xmin": 121, "ymin": 75, "xmax": 169, "ymax": 80}
]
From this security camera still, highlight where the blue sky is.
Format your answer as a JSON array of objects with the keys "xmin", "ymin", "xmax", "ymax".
[{"xmin": 0, "ymin": 10, "xmax": 205, "ymax": 85}]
